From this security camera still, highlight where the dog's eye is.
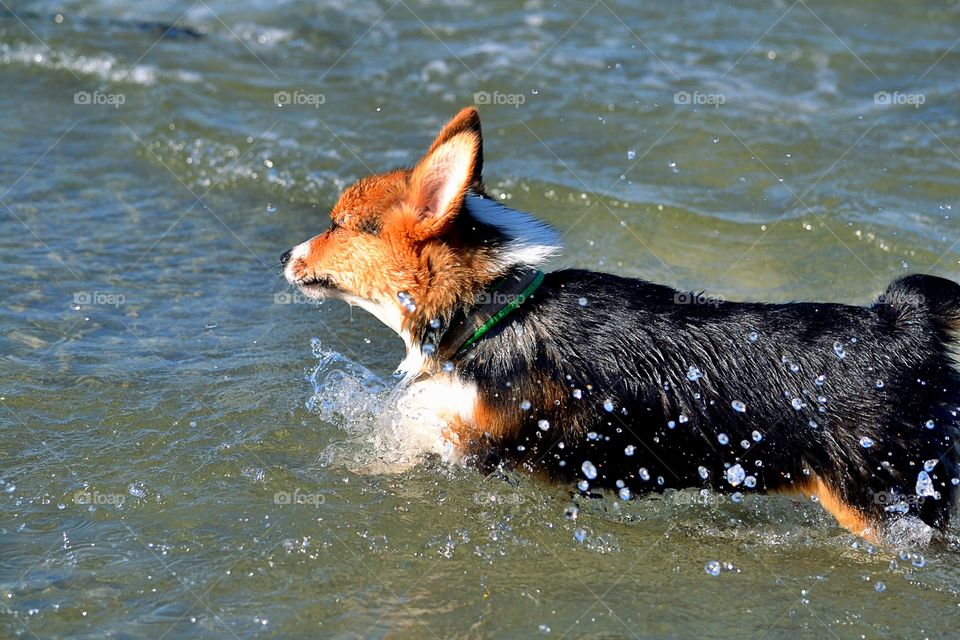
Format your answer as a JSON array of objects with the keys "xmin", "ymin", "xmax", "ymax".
[{"xmin": 357, "ymin": 216, "xmax": 382, "ymax": 236}]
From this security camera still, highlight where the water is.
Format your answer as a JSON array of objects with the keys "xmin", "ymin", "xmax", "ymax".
[{"xmin": 2, "ymin": 0, "xmax": 960, "ymax": 637}]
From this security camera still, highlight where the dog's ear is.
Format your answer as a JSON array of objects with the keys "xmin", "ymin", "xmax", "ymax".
[
  {"xmin": 424, "ymin": 107, "xmax": 483, "ymax": 190},
  {"xmin": 408, "ymin": 126, "xmax": 480, "ymax": 239}
]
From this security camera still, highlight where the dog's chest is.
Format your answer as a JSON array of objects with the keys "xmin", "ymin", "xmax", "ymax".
[{"xmin": 394, "ymin": 374, "xmax": 479, "ymax": 459}]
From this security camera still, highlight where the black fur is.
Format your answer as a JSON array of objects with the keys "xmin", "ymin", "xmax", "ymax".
[{"xmin": 453, "ymin": 270, "xmax": 960, "ymax": 530}]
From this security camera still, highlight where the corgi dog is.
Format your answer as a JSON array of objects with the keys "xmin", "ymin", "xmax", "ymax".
[{"xmin": 282, "ymin": 107, "xmax": 960, "ymax": 540}]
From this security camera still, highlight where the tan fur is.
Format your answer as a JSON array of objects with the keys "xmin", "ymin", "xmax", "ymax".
[{"xmin": 775, "ymin": 474, "xmax": 876, "ymax": 541}]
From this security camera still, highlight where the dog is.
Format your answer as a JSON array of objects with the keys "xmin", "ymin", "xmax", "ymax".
[{"xmin": 282, "ymin": 107, "xmax": 960, "ymax": 540}]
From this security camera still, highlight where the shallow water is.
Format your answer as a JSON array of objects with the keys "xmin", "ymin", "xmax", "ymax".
[{"xmin": 2, "ymin": 0, "xmax": 960, "ymax": 637}]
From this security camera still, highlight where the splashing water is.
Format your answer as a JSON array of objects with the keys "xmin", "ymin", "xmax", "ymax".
[{"xmin": 305, "ymin": 339, "xmax": 452, "ymax": 470}]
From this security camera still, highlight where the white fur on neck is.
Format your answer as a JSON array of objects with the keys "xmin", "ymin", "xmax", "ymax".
[
  {"xmin": 465, "ymin": 195, "xmax": 561, "ymax": 268},
  {"xmin": 344, "ymin": 295, "xmax": 426, "ymax": 379}
]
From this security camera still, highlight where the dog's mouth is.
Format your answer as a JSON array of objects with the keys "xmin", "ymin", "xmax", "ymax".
[{"xmin": 297, "ymin": 274, "xmax": 337, "ymax": 290}]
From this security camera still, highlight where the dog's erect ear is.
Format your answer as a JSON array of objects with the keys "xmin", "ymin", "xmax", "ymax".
[
  {"xmin": 424, "ymin": 107, "xmax": 483, "ymax": 190},
  {"xmin": 408, "ymin": 126, "xmax": 480, "ymax": 239}
]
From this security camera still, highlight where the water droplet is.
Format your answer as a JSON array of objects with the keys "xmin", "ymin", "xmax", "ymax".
[
  {"xmin": 859, "ymin": 436, "xmax": 874, "ymax": 448},
  {"xmin": 442, "ymin": 361, "xmax": 455, "ymax": 373},
  {"xmin": 538, "ymin": 419, "xmax": 550, "ymax": 431},
  {"xmin": 705, "ymin": 560, "xmax": 721, "ymax": 576},
  {"xmin": 639, "ymin": 468, "xmax": 650, "ymax": 481},
  {"xmin": 519, "ymin": 400, "xmax": 532, "ymax": 410},
  {"xmin": 925, "ymin": 419, "xmax": 935, "ymax": 429},
  {"xmin": 577, "ymin": 297, "xmax": 588, "ymax": 307},
  {"xmin": 924, "ymin": 459, "xmax": 938, "ymax": 472},
  {"xmin": 581, "ymin": 461, "xmax": 598, "ymax": 480},
  {"xmin": 751, "ymin": 430, "xmax": 763, "ymax": 442},
  {"xmin": 577, "ymin": 480, "xmax": 590, "ymax": 492},
  {"xmin": 744, "ymin": 476, "xmax": 757, "ymax": 488},
  {"xmin": 747, "ymin": 331, "xmax": 759, "ymax": 342},
  {"xmin": 573, "ymin": 528, "xmax": 587, "ymax": 543},
  {"xmin": 815, "ymin": 374, "xmax": 826, "ymax": 386},
  {"xmin": 698, "ymin": 466, "xmax": 710, "ymax": 479},
  {"xmin": 624, "ymin": 445, "xmax": 636, "ymax": 456},
  {"xmin": 667, "ymin": 420, "xmax": 676, "ymax": 429},
  {"xmin": 791, "ymin": 397, "xmax": 805, "ymax": 410},
  {"xmin": 678, "ymin": 414, "xmax": 689, "ymax": 423},
  {"xmin": 875, "ymin": 380, "xmax": 884, "ymax": 389},
  {"xmin": 717, "ymin": 433, "xmax": 729, "ymax": 445},
  {"xmin": 731, "ymin": 400, "xmax": 747, "ymax": 413},
  {"xmin": 572, "ymin": 389, "xmax": 583, "ymax": 400},
  {"xmin": 539, "ymin": 623, "xmax": 551, "ymax": 634},
  {"xmin": 627, "ymin": 149, "xmax": 637, "ymax": 160},
  {"xmin": 808, "ymin": 420, "xmax": 819, "ymax": 428},
  {"xmin": 686, "ymin": 365, "xmax": 702, "ymax": 381},
  {"xmin": 421, "ymin": 343, "xmax": 437, "ymax": 355},
  {"xmin": 603, "ymin": 399, "xmax": 614, "ymax": 412},
  {"xmin": 874, "ymin": 581, "xmax": 886, "ymax": 593},
  {"xmin": 726, "ymin": 464, "xmax": 745, "ymax": 486},
  {"xmin": 618, "ymin": 487, "xmax": 632, "ymax": 500},
  {"xmin": 833, "ymin": 341, "xmax": 846, "ymax": 359},
  {"xmin": 397, "ymin": 291, "xmax": 417, "ymax": 312},
  {"xmin": 731, "ymin": 492, "xmax": 743, "ymax": 503},
  {"xmin": 916, "ymin": 470, "xmax": 938, "ymax": 497},
  {"xmin": 429, "ymin": 318, "xmax": 442, "ymax": 329}
]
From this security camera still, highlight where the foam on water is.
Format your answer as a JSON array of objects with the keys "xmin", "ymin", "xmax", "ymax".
[{"xmin": 0, "ymin": 42, "xmax": 201, "ymax": 85}]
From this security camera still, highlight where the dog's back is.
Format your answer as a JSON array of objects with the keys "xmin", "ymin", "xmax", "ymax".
[{"xmin": 454, "ymin": 270, "xmax": 960, "ymax": 534}]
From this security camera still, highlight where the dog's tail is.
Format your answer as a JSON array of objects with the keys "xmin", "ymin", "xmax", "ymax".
[{"xmin": 877, "ymin": 273, "xmax": 960, "ymax": 371}]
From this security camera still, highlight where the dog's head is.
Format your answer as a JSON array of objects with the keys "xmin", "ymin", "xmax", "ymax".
[{"xmin": 282, "ymin": 107, "xmax": 559, "ymax": 344}]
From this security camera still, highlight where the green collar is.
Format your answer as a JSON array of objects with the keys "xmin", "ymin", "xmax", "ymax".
[{"xmin": 434, "ymin": 268, "xmax": 545, "ymax": 361}]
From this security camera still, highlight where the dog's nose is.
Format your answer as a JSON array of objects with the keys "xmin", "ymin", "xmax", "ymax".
[{"xmin": 280, "ymin": 249, "xmax": 292, "ymax": 265}]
